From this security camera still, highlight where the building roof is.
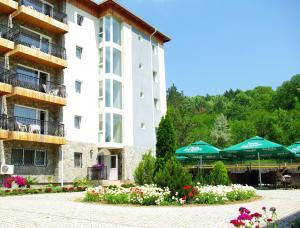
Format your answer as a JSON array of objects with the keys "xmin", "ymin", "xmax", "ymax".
[{"xmin": 67, "ymin": 0, "xmax": 171, "ymax": 44}]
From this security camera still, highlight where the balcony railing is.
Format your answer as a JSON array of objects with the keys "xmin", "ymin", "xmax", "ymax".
[
  {"xmin": 0, "ymin": 114, "xmax": 8, "ymax": 130},
  {"xmin": 18, "ymin": 0, "xmax": 67, "ymax": 24},
  {"xmin": 0, "ymin": 67, "xmax": 11, "ymax": 84},
  {"xmin": 7, "ymin": 116, "xmax": 64, "ymax": 137},
  {"xmin": 12, "ymin": 29, "xmax": 66, "ymax": 59},
  {"xmin": 10, "ymin": 72, "xmax": 66, "ymax": 98},
  {"xmin": 87, "ymin": 166, "xmax": 108, "ymax": 181},
  {"xmin": 0, "ymin": 24, "xmax": 16, "ymax": 41}
]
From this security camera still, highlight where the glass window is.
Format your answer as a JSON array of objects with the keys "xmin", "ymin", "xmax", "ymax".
[
  {"xmin": 153, "ymin": 71, "xmax": 158, "ymax": 83},
  {"xmin": 99, "ymin": 114, "xmax": 103, "ymax": 131},
  {"xmin": 141, "ymin": 123, "xmax": 145, "ymax": 129},
  {"xmin": 105, "ymin": 79, "xmax": 111, "ymax": 107},
  {"xmin": 113, "ymin": 48, "xmax": 122, "ymax": 76},
  {"xmin": 113, "ymin": 80, "xmax": 122, "ymax": 109},
  {"xmin": 105, "ymin": 113, "xmax": 111, "ymax": 142},
  {"xmin": 105, "ymin": 16, "xmax": 111, "ymax": 42},
  {"xmin": 24, "ymin": 149, "xmax": 35, "ymax": 166},
  {"xmin": 77, "ymin": 14, "xmax": 84, "ymax": 26},
  {"xmin": 74, "ymin": 152, "xmax": 82, "ymax": 168},
  {"xmin": 113, "ymin": 18, "xmax": 121, "ymax": 45},
  {"xmin": 14, "ymin": 106, "xmax": 36, "ymax": 119},
  {"xmin": 16, "ymin": 66, "xmax": 39, "ymax": 87},
  {"xmin": 76, "ymin": 46, "xmax": 83, "ymax": 59},
  {"xmin": 74, "ymin": 116, "xmax": 82, "ymax": 129},
  {"xmin": 99, "ymin": 81, "xmax": 103, "ymax": 97},
  {"xmin": 105, "ymin": 47, "xmax": 111, "ymax": 73},
  {"xmin": 152, "ymin": 44, "xmax": 158, "ymax": 55},
  {"xmin": 99, "ymin": 18, "xmax": 103, "ymax": 43},
  {"xmin": 99, "ymin": 48, "xmax": 103, "ymax": 66},
  {"xmin": 154, "ymin": 98, "xmax": 159, "ymax": 110},
  {"xmin": 11, "ymin": 149, "xmax": 23, "ymax": 166},
  {"xmin": 140, "ymin": 92, "xmax": 144, "ymax": 98},
  {"xmin": 75, "ymin": 80, "xmax": 81, "ymax": 93},
  {"xmin": 110, "ymin": 155, "xmax": 117, "ymax": 168},
  {"xmin": 113, "ymin": 114, "xmax": 122, "ymax": 143},
  {"xmin": 35, "ymin": 150, "xmax": 46, "ymax": 166}
]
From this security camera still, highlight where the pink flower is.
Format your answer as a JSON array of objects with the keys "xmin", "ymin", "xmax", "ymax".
[
  {"xmin": 230, "ymin": 219, "xmax": 245, "ymax": 227},
  {"xmin": 267, "ymin": 218, "xmax": 273, "ymax": 222},
  {"xmin": 238, "ymin": 213, "xmax": 252, "ymax": 221},
  {"xmin": 251, "ymin": 212, "xmax": 262, "ymax": 218}
]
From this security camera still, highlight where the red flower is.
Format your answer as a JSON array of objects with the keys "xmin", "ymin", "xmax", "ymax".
[
  {"xmin": 255, "ymin": 226, "xmax": 260, "ymax": 228},
  {"xmin": 188, "ymin": 192, "xmax": 194, "ymax": 197},
  {"xmin": 238, "ymin": 213, "xmax": 252, "ymax": 221},
  {"xmin": 182, "ymin": 196, "xmax": 187, "ymax": 200},
  {"xmin": 267, "ymin": 218, "xmax": 273, "ymax": 222},
  {"xmin": 230, "ymin": 219, "xmax": 245, "ymax": 227},
  {"xmin": 262, "ymin": 206, "xmax": 266, "ymax": 211},
  {"xmin": 251, "ymin": 212, "xmax": 262, "ymax": 218},
  {"xmin": 183, "ymin": 185, "xmax": 192, "ymax": 190}
]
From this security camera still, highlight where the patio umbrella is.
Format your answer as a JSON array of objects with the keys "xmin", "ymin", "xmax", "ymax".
[
  {"xmin": 287, "ymin": 141, "xmax": 300, "ymax": 157},
  {"xmin": 221, "ymin": 136, "xmax": 294, "ymax": 186},
  {"xmin": 176, "ymin": 141, "xmax": 220, "ymax": 175}
]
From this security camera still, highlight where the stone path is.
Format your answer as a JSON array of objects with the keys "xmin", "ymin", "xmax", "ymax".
[{"xmin": 0, "ymin": 190, "xmax": 300, "ymax": 228}]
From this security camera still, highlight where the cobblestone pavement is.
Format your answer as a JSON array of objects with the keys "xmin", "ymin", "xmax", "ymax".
[{"xmin": 0, "ymin": 190, "xmax": 299, "ymax": 228}]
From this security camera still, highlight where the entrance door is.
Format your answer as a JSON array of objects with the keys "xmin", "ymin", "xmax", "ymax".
[{"xmin": 109, "ymin": 155, "xmax": 118, "ymax": 180}]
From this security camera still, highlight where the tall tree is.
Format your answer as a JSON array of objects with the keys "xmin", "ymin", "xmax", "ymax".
[
  {"xmin": 210, "ymin": 114, "xmax": 231, "ymax": 148},
  {"xmin": 156, "ymin": 114, "xmax": 177, "ymax": 158}
]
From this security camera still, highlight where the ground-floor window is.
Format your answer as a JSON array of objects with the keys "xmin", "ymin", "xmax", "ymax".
[
  {"xmin": 74, "ymin": 152, "xmax": 83, "ymax": 168},
  {"xmin": 11, "ymin": 149, "xmax": 47, "ymax": 167}
]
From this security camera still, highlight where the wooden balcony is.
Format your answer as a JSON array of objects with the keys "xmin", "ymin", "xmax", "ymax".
[
  {"xmin": 8, "ymin": 44, "xmax": 67, "ymax": 68},
  {"xmin": 0, "ymin": 82, "xmax": 12, "ymax": 95},
  {"xmin": 8, "ymin": 131, "xmax": 66, "ymax": 145},
  {"xmin": 12, "ymin": 5, "xmax": 69, "ymax": 34},
  {"xmin": 0, "ymin": 129, "xmax": 8, "ymax": 139},
  {"xmin": 12, "ymin": 87, "xmax": 67, "ymax": 106},
  {"xmin": 6, "ymin": 116, "xmax": 66, "ymax": 145},
  {"xmin": 0, "ymin": 37, "xmax": 14, "ymax": 53},
  {"xmin": 0, "ymin": 0, "xmax": 18, "ymax": 14}
]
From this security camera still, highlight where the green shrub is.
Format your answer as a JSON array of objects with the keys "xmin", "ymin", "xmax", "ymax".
[
  {"xmin": 84, "ymin": 192, "xmax": 102, "ymax": 202},
  {"xmin": 291, "ymin": 217, "xmax": 300, "ymax": 228},
  {"xmin": 226, "ymin": 190, "xmax": 256, "ymax": 201},
  {"xmin": 194, "ymin": 192, "xmax": 226, "ymax": 204},
  {"xmin": 103, "ymin": 193, "xmax": 129, "ymax": 204},
  {"xmin": 121, "ymin": 183, "xmax": 136, "ymax": 188},
  {"xmin": 209, "ymin": 161, "xmax": 231, "ymax": 185},
  {"xmin": 25, "ymin": 176, "xmax": 38, "ymax": 188},
  {"xmin": 154, "ymin": 156, "xmax": 192, "ymax": 196},
  {"xmin": 73, "ymin": 177, "xmax": 90, "ymax": 188},
  {"xmin": 107, "ymin": 185, "xmax": 118, "ymax": 190},
  {"xmin": 134, "ymin": 151, "xmax": 156, "ymax": 185}
]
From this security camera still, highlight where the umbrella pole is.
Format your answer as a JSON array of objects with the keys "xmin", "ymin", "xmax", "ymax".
[
  {"xmin": 258, "ymin": 152, "xmax": 262, "ymax": 187},
  {"xmin": 200, "ymin": 155, "xmax": 203, "ymax": 177}
]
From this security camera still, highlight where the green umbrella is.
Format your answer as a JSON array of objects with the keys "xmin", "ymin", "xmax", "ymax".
[
  {"xmin": 176, "ymin": 141, "xmax": 220, "ymax": 175},
  {"xmin": 221, "ymin": 136, "xmax": 294, "ymax": 186},
  {"xmin": 288, "ymin": 141, "xmax": 300, "ymax": 157},
  {"xmin": 176, "ymin": 141, "xmax": 220, "ymax": 159},
  {"xmin": 176, "ymin": 156, "xmax": 191, "ymax": 162}
]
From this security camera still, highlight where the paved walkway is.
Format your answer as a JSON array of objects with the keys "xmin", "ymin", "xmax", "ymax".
[{"xmin": 0, "ymin": 190, "xmax": 300, "ymax": 228}]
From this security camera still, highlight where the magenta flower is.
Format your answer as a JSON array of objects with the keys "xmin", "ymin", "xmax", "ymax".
[{"xmin": 238, "ymin": 213, "xmax": 252, "ymax": 220}]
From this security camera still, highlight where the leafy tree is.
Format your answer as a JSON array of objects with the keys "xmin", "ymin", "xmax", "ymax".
[
  {"xmin": 156, "ymin": 114, "xmax": 176, "ymax": 158},
  {"xmin": 154, "ymin": 156, "xmax": 192, "ymax": 195},
  {"xmin": 134, "ymin": 151, "xmax": 156, "ymax": 185},
  {"xmin": 209, "ymin": 161, "xmax": 231, "ymax": 185},
  {"xmin": 210, "ymin": 114, "xmax": 231, "ymax": 148}
]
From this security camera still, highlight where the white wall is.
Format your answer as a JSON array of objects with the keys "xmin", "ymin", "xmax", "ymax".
[{"xmin": 64, "ymin": 3, "xmax": 99, "ymax": 144}]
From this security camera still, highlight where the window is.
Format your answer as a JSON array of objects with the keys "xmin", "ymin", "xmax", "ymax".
[
  {"xmin": 113, "ymin": 48, "xmax": 122, "ymax": 76},
  {"xmin": 141, "ymin": 123, "xmax": 145, "ymax": 129},
  {"xmin": 99, "ymin": 81, "xmax": 103, "ymax": 97},
  {"xmin": 105, "ymin": 16, "xmax": 111, "ymax": 42},
  {"xmin": 138, "ymin": 35, "xmax": 143, "ymax": 41},
  {"xmin": 76, "ymin": 46, "xmax": 83, "ymax": 59},
  {"xmin": 140, "ymin": 92, "xmax": 144, "ymax": 98},
  {"xmin": 153, "ymin": 71, "xmax": 158, "ymax": 83},
  {"xmin": 113, "ymin": 114, "xmax": 122, "ymax": 143},
  {"xmin": 74, "ymin": 115, "xmax": 82, "ymax": 129},
  {"xmin": 113, "ymin": 18, "xmax": 121, "ymax": 45},
  {"xmin": 75, "ymin": 80, "xmax": 82, "ymax": 93},
  {"xmin": 74, "ymin": 152, "xmax": 82, "ymax": 168},
  {"xmin": 77, "ymin": 14, "xmax": 84, "ymax": 26},
  {"xmin": 139, "ymin": 63, "xmax": 143, "ymax": 70},
  {"xmin": 110, "ymin": 155, "xmax": 117, "ymax": 169},
  {"xmin": 105, "ymin": 79, "xmax": 111, "ymax": 107},
  {"xmin": 99, "ymin": 18, "xmax": 104, "ymax": 43},
  {"xmin": 105, "ymin": 113, "xmax": 111, "ymax": 142},
  {"xmin": 154, "ymin": 98, "xmax": 159, "ymax": 110},
  {"xmin": 11, "ymin": 149, "xmax": 47, "ymax": 167},
  {"xmin": 113, "ymin": 80, "xmax": 122, "ymax": 109},
  {"xmin": 105, "ymin": 47, "xmax": 111, "ymax": 73}
]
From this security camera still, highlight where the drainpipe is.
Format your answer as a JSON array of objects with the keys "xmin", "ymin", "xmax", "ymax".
[{"xmin": 150, "ymin": 28, "xmax": 157, "ymax": 155}]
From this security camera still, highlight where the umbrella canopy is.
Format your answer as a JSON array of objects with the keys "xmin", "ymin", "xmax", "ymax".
[
  {"xmin": 221, "ymin": 136, "xmax": 294, "ymax": 159},
  {"xmin": 176, "ymin": 141, "xmax": 220, "ymax": 160},
  {"xmin": 176, "ymin": 156, "xmax": 191, "ymax": 162},
  {"xmin": 288, "ymin": 141, "xmax": 300, "ymax": 157}
]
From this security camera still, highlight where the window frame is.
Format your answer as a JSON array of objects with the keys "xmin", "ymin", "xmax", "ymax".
[
  {"xmin": 74, "ymin": 115, "xmax": 82, "ymax": 129},
  {"xmin": 76, "ymin": 46, "xmax": 83, "ymax": 59},
  {"xmin": 74, "ymin": 152, "xmax": 83, "ymax": 168},
  {"xmin": 77, "ymin": 14, "xmax": 84, "ymax": 26},
  {"xmin": 11, "ymin": 148, "xmax": 47, "ymax": 167},
  {"xmin": 75, "ymin": 80, "xmax": 82, "ymax": 94}
]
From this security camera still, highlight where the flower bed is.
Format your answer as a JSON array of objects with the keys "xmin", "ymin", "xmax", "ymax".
[
  {"xmin": 230, "ymin": 206, "xmax": 278, "ymax": 227},
  {"xmin": 83, "ymin": 184, "xmax": 257, "ymax": 206},
  {"xmin": 0, "ymin": 186, "xmax": 86, "ymax": 197}
]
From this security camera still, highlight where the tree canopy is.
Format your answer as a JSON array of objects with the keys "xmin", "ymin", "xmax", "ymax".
[{"xmin": 168, "ymin": 75, "xmax": 300, "ymax": 148}]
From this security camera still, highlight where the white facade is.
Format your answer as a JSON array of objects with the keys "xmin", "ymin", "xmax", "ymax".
[{"xmin": 62, "ymin": 1, "xmax": 168, "ymax": 181}]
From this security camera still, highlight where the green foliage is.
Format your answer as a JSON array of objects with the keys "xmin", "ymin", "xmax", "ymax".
[
  {"xmin": 73, "ymin": 177, "xmax": 90, "ymax": 188},
  {"xmin": 121, "ymin": 183, "xmax": 136, "ymax": 188},
  {"xmin": 103, "ymin": 193, "xmax": 129, "ymax": 204},
  {"xmin": 156, "ymin": 114, "xmax": 176, "ymax": 158},
  {"xmin": 84, "ymin": 192, "xmax": 102, "ymax": 202},
  {"xmin": 167, "ymin": 76, "xmax": 300, "ymax": 148},
  {"xmin": 290, "ymin": 217, "xmax": 300, "ymax": 228},
  {"xmin": 154, "ymin": 156, "xmax": 192, "ymax": 195},
  {"xmin": 134, "ymin": 151, "xmax": 156, "ymax": 185},
  {"xmin": 209, "ymin": 161, "xmax": 231, "ymax": 185},
  {"xmin": 24, "ymin": 176, "xmax": 38, "ymax": 187},
  {"xmin": 210, "ymin": 114, "xmax": 231, "ymax": 148}
]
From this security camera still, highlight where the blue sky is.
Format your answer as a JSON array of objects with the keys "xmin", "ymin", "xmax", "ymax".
[{"xmin": 97, "ymin": 0, "xmax": 300, "ymax": 96}]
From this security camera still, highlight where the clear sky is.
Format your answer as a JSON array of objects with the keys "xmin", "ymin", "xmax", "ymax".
[{"xmin": 97, "ymin": 0, "xmax": 300, "ymax": 96}]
